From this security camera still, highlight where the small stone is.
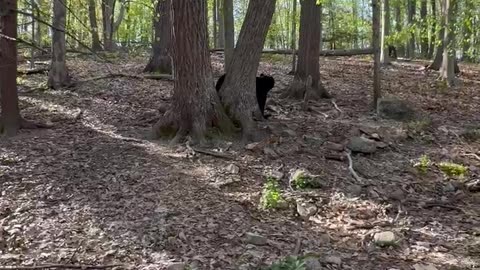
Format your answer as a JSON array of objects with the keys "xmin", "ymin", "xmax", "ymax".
[
  {"xmin": 283, "ymin": 129, "xmax": 297, "ymax": 137},
  {"xmin": 245, "ymin": 142, "xmax": 260, "ymax": 150},
  {"xmin": 303, "ymin": 135, "xmax": 325, "ymax": 145},
  {"xmin": 304, "ymin": 257, "xmax": 322, "ymax": 270},
  {"xmin": 347, "ymin": 136, "xmax": 377, "ymax": 154},
  {"xmin": 346, "ymin": 184, "xmax": 362, "ymax": 196},
  {"xmin": 377, "ymin": 97, "xmax": 416, "ymax": 121},
  {"xmin": 245, "ymin": 232, "xmax": 268, "ymax": 246},
  {"xmin": 388, "ymin": 187, "xmax": 405, "ymax": 201},
  {"xmin": 374, "ymin": 231, "xmax": 396, "ymax": 246},
  {"xmin": 371, "ymin": 133, "xmax": 381, "ymax": 140},
  {"xmin": 323, "ymin": 255, "xmax": 342, "ymax": 265},
  {"xmin": 413, "ymin": 263, "xmax": 438, "ymax": 270},
  {"xmin": 167, "ymin": 262, "xmax": 186, "ymax": 270},
  {"xmin": 324, "ymin": 141, "xmax": 344, "ymax": 152},
  {"xmin": 296, "ymin": 201, "xmax": 317, "ymax": 219},
  {"xmin": 263, "ymin": 147, "xmax": 279, "ymax": 158},
  {"xmin": 443, "ymin": 182, "xmax": 457, "ymax": 193},
  {"xmin": 226, "ymin": 164, "xmax": 240, "ymax": 174}
]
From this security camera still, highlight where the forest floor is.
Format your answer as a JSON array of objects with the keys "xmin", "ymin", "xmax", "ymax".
[{"xmin": 1, "ymin": 53, "xmax": 479, "ymax": 270}]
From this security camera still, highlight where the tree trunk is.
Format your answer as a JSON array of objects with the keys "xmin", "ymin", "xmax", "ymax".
[
  {"xmin": 420, "ymin": 0, "xmax": 428, "ymax": 57},
  {"xmin": 218, "ymin": 0, "xmax": 277, "ymax": 141},
  {"xmin": 0, "ymin": 0, "xmax": 21, "ymax": 136},
  {"xmin": 143, "ymin": 0, "xmax": 173, "ymax": 74},
  {"xmin": 352, "ymin": 0, "xmax": 359, "ymax": 49},
  {"xmin": 427, "ymin": 0, "xmax": 436, "ymax": 59},
  {"xmin": 289, "ymin": 0, "xmax": 297, "ymax": 74},
  {"xmin": 102, "ymin": 0, "xmax": 115, "ymax": 51},
  {"xmin": 394, "ymin": 2, "xmax": 405, "ymax": 56},
  {"xmin": 152, "ymin": 0, "xmax": 233, "ymax": 143},
  {"xmin": 217, "ymin": 0, "xmax": 225, "ymax": 48},
  {"xmin": 223, "ymin": 0, "xmax": 234, "ymax": 70},
  {"xmin": 439, "ymin": 0, "xmax": 456, "ymax": 86},
  {"xmin": 48, "ymin": 0, "xmax": 71, "ymax": 89},
  {"xmin": 35, "ymin": 0, "xmax": 43, "ymax": 47},
  {"xmin": 373, "ymin": 0, "xmax": 381, "ymax": 109},
  {"xmin": 284, "ymin": 0, "xmax": 329, "ymax": 101},
  {"xmin": 462, "ymin": 0, "xmax": 473, "ymax": 61},
  {"xmin": 381, "ymin": 0, "xmax": 391, "ymax": 64},
  {"xmin": 88, "ymin": 0, "xmax": 103, "ymax": 51},
  {"xmin": 213, "ymin": 0, "xmax": 217, "ymax": 48},
  {"xmin": 30, "ymin": 0, "xmax": 36, "ymax": 69},
  {"xmin": 407, "ymin": 0, "xmax": 416, "ymax": 58}
]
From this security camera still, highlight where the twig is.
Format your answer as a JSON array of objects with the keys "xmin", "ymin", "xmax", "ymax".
[
  {"xmin": 0, "ymin": 34, "xmax": 49, "ymax": 54},
  {"xmin": 191, "ymin": 147, "xmax": 235, "ymax": 160},
  {"xmin": 461, "ymin": 153, "xmax": 480, "ymax": 161},
  {"xmin": 0, "ymin": 264, "xmax": 122, "ymax": 270},
  {"xmin": 331, "ymin": 99, "xmax": 343, "ymax": 114},
  {"xmin": 345, "ymin": 150, "xmax": 363, "ymax": 183}
]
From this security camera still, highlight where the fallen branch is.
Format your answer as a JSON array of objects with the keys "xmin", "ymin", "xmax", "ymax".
[
  {"xmin": 0, "ymin": 264, "xmax": 122, "ymax": 270},
  {"xmin": 331, "ymin": 99, "xmax": 343, "ymax": 114},
  {"xmin": 191, "ymin": 147, "xmax": 235, "ymax": 160},
  {"xmin": 143, "ymin": 74, "xmax": 174, "ymax": 81},
  {"xmin": 210, "ymin": 48, "xmax": 374, "ymax": 57},
  {"xmin": 79, "ymin": 73, "xmax": 174, "ymax": 84},
  {"xmin": 345, "ymin": 150, "xmax": 363, "ymax": 183}
]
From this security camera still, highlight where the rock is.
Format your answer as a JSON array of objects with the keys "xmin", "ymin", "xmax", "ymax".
[
  {"xmin": 290, "ymin": 169, "xmax": 323, "ymax": 189},
  {"xmin": 347, "ymin": 136, "xmax": 377, "ymax": 154},
  {"xmin": 304, "ymin": 257, "xmax": 322, "ymax": 270},
  {"xmin": 387, "ymin": 186, "xmax": 405, "ymax": 201},
  {"xmin": 323, "ymin": 255, "xmax": 342, "ymax": 265},
  {"xmin": 324, "ymin": 141, "xmax": 344, "ymax": 152},
  {"xmin": 270, "ymin": 170, "xmax": 284, "ymax": 180},
  {"xmin": 245, "ymin": 142, "xmax": 260, "ymax": 151},
  {"xmin": 374, "ymin": 231, "xmax": 396, "ymax": 246},
  {"xmin": 346, "ymin": 184, "xmax": 362, "ymax": 197},
  {"xmin": 296, "ymin": 201, "xmax": 318, "ymax": 219},
  {"xmin": 282, "ymin": 129, "xmax": 297, "ymax": 137},
  {"xmin": 245, "ymin": 232, "xmax": 268, "ymax": 246},
  {"xmin": 303, "ymin": 135, "xmax": 325, "ymax": 145},
  {"xmin": 443, "ymin": 182, "xmax": 457, "ymax": 193},
  {"xmin": 413, "ymin": 263, "xmax": 438, "ymax": 270},
  {"xmin": 226, "ymin": 164, "xmax": 240, "ymax": 174},
  {"xmin": 166, "ymin": 263, "xmax": 186, "ymax": 270},
  {"xmin": 377, "ymin": 97, "xmax": 416, "ymax": 121},
  {"xmin": 466, "ymin": 179, "xmax": 480, "ymax": 192},
  {"xmin": 263, "ymin": 147, "xmax": 279, "ymax": 158}
]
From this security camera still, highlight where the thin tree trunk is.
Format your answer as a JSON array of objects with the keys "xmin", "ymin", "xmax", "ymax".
[
  {"xmin": 381, "ymin": 0, "xmax": 391, "ymax": 64},
  {"xmin": 420, "ymin": 0, "xmax": 428, "ymax": 57},
  {"xmin": 102, "ymin": 0, "xmax": 115, "ymax": 51},
  {"xmin": 223, "ymin": 0, "xmax": 234, "ymax": 70},
  {"xmin": 462, "ymin": 0, "xmax": 473, "ymax": 61},
  {"xmin": 144, "ymin": 0, "xmax": 173, "ymax": 74},
  {"xmin": 152, "ymin": 0, "xmax": 233, "ymax": 143},
  {"xmin": 440, "ymin": 0, "xmax": 456, "ymax": 86},
  {"xmin": 88, "ymin": 0, "xmax": 102, "ymax": 51},
  {"xmin": 373, "ymin": 0, "xmax": 381, "ymax": 109},
  {"xmin": 284, "ymin": 0, "xmax": 329, "ymax": 100},
  {"xmin": 407, "ymin": 0, "xmax": 416, "ymax": 58},
  {"xmin": 35, "ymin": 0, "xmax": 43, "ymax": 47},
  {"xmin": 219, "ymin": 0, "xmax": 277, "ymax": 141},
  {"xmin": 352, "ymin": 0, "xmax": 359, "ymax": 49},
  {"xmin": 289, "ymin": 0, "xmax": 297, "ymax": 74},
  {"xmin": 213, "ymin": 0, "xmax": 218, "ymax": 48},
  {"xmin": 0, "ymin": 0, "xmax": 21, "ymax": 136},
  {"xmin": 30, "ymin": 0, "xmax": 36, "ymax": 69},
  {"xmin": 394, "ymin": 2, "xmax": 405, "ymax": 56},
  {"xmin": 217, "ymin": 0, "xmax": 225, "ymax": 48},
  {"xmin": 427, "ymin": 0, "xmax": 436, "ymax": 58},
  {"xmin": 48, "ymin": 0, "xmax": 71, "ymax": 89}
]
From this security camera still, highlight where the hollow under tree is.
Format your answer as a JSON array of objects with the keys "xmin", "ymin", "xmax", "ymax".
[
  {"xmin": 144, "ymin": 0, "xmax": 172, "ymax": 74},
  {"xmin": 152, "ymin": 0, "xmax": 234, "ymax": 144},
  {"xmin": 217, "ymin": 0, "xmax": 277, "ymax": 141},
  {"xmin": 283, "ymin": 0, "xmax": 330, "ymax": 101}
]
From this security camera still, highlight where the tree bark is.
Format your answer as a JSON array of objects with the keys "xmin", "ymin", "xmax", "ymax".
[
  {"xmin": 407, "ymin": 0, "xmax": 416, "ymax": 58},
  {"xmin": 381, "ymin": 0, "xmax": 391, "ymax": 64},
  {"xmin": 102, "ymin": 0, "xmax": 115, "ymax": 51},
  {"xmin": 289, "ymin": 0, "xmax": 297, "ymax": 73},
  {"xmin": 217, "ymin": 0, "xmax": 225, "ymax": 48},
  {"xmin": 284, "ymin": 0, "xmax": 329, "ymax": 101},
  {"xmin": 0, "ymin": 0, "xmax": 21, "ymax": 136},
  {"xmin": 394, "ymin": 2, "xmax": 405, "ymax": 56},
  {"xmin": 88, "ymin": 0, "xmax": 103, "ymax": 51},
  {"xmin": 373, "ymin": 0, "xmax": 381, "ymax": 109},
  {"xmin": 439, "ymin": 0, "xmax": 456, "ymax": 86},
  {"xmin": 152, "ymin": 0, "xmax": 233, "ymax": 143},
  {"xmin": 420, "ymin": 0, "xmax": 428, "ymax": 57},
  {"xmin": 462, "ymin": 0, "xmax": 473, "ymax": 61},
  {"xmin": 427, "ymin": 0, "xmax": 436, "ymax": 58},
  {"xmin": 213, "ymin": 0, "xmax": 217, "ymax": 48},
  {"xmin": 218, "ymin": 0, "xmax": 277, "ymax": 141},
  {"xmin": 48, "ymin": 0, "xmax": 71, "ymax": 89},
  {"xmin": 143, "ymin": 0, "xmax": 173, "ymax": 74},
  {"xmin": 223, "ymin": 0, "xmax": 234, "ymax": 70},
  {"xmin": 352, "ymin": 0, "xmax": 359, "ymax": 49}
]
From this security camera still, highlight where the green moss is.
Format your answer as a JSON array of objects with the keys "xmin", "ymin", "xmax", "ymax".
[{"xmin": 438, "ymin": 162, "xmax": 468, "ymax": 178}]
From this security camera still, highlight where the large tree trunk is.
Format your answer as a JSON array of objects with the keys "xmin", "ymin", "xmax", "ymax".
[
  {"xmin": 217, "ymin": 0, "xmax": 225, "ymax": 48},
  {"xmin": 420, "ymin": 0, "xmax": 428, "ymax": 57},
  {"xmin": 289, "ymin": 0, "xmax": 298, "ymax": 74},
  {"xmin": 381, "ymin": 0, "xmax": 391, "ymax": 64},
  {"xmin": 212, "ymin": 0, "xmax": 217, "ymax": 48},
  {"xmin": 427, "ymin": 0, "xmax": 436, "ymax": 59},
  {"xmin": 394, "ymin": 2, "xmax": 405, "ymax": 57},
  {"xmin": 143, "ymin": 0, "xmax": 173, "ymax": 74},
  {"xmin": 284, "ymin": 0, "xmax": 329, "ymax": 101},
  {"xmin": 102, "ymin": 0, "xmax": 115, "ymax": 51},
  {"xmin": 0, "ymin": 0, "xmax": 21, "ymax": 136},
  {"xmin": 223, "ymin": 0, "xmax": 234, "ymax": 70},
  {"xmin": 48, "ymin": 0, "xmax": 71, "ymax": 89},
  {"xmin": 406, "ymin": 0, "xmax": 416, "ymax": 58},
  {"xmin": 439, "ymin": 0, "xmax": 456, "ymax": 86},
  {"xmin": 352, "ymin": 0, "xmax": 359, "ymax": 49},
  {"xmin": 218, "ymin": 0, "xmax": 277, "ymax": 141},
  {"xmin": 373, "ymin": 0, "xmax": 381, "ymax": 109},
  {"xmin": 88, "ymin": 0, "xmax": 103, "ymax": 51},
  {"xmin": 152, "ymin": 0, "xmax": 233, "ymax": 143}
]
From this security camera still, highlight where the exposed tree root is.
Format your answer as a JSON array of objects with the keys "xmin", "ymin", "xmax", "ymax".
[{"xmin": 345, "ymin": 150, "xmax": 364, "ymax": 183}]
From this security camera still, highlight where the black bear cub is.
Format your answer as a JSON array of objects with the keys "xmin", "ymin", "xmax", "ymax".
[{"xmin": 215, "ymin": 73, "xmax": 275, "ymax": 119}]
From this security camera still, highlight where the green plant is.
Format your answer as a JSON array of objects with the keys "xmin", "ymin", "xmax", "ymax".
[
  {"xmin": 438, "ymin": 162, "xmax": 468, "ymax": 178},
  {"xmin": 260, "ymin": 177, "xmax": 284, "ymax": 209},
  {"xmin": 406, "ymin": 119, "xmax": 432, "ymax": 134},
  {"xmin": 413, "ymin": 155, "xmax": 432, "ymax": 174},
  {"xmin": 265, "ymin": 256, "xmax": 306, "ymax": 270}
]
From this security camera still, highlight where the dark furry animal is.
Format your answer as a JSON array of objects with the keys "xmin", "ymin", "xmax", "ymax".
[
  {"xmin": 388, "ymin": 45, "xmax": 397, "ymax": 59},
  {"xmin": 215, "ymin": 73, "xmax": 275, "ymax": 118}
]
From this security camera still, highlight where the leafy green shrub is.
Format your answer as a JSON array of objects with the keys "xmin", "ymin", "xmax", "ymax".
[
  {"xmin": 260, "ymin": 177, "xmax": 285, "ymax": 209},
  {"xmin": 413, "ymin": 155, "xmax": 431, "ymax": 174},
  {"xmin": 438, "ymin": 162, "xmax": 468, "ymax": 178},
  {"xmin": 264, "ymin": 256, "xmax": 305, "ymax": 270},
  {"xmin": 290, "ymin": 170, "xmax": 322, "ymax": 189}
]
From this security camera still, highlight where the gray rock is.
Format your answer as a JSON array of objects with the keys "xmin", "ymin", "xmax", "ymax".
[
  {"xmin": 245, "ymin": 232, "xmax": 268, "ymax": 246},
  {"xmin": 323, "ymin": 255, "xmax": 342, "ymax": 265},
  {"xmin": 377, "ymin": 97, "xmax": 416, "ymax": 121},
  {"xmin": 413, "ymin": 263, "xmax": 438, "ymax": 270},
  {"xmin": 296, "ymin": 201, "xmax": 318, "ymax": 219},
  {"xmin": 324, "ymin": 141, "xmax": 344, "ymax": 151},
  {"xmin": 347, "ymin": 136, "xmax": 377, "ymax": 154},
  {"xmin": 167, "ymin": 262, "xmax": 186, "ymax": 270},
  {"xmin": 303, "ymin": 135, "xmax": 325, "ymax": 145},
  {"xmin": 374, "ymin": 231, "xmax": 396, "ymax": 246},
  {"xmin": 304, "ymin": 257, "xmax": 322, "ymax": 270},
  {"xmin": 346, "ymin": 184, "xmax": 362, "ymax": 196},
  {"xmin": 226, "ymin": 164, "xmax": 240, "ymax": 174}
]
